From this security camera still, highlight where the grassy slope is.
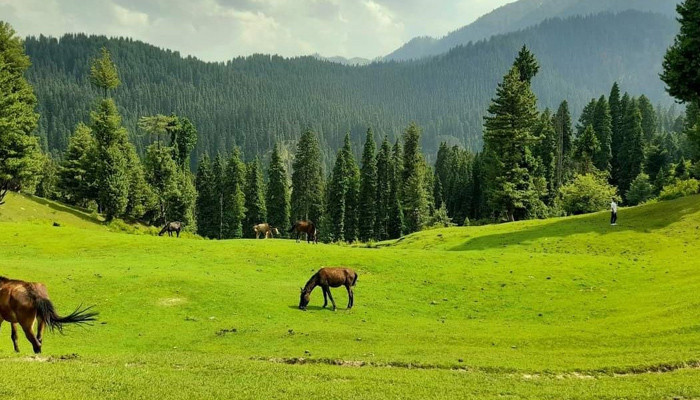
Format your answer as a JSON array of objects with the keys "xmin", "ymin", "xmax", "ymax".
[{"xmin": 0, "ymin": 193, "xmax": 699, "ymax": 399}]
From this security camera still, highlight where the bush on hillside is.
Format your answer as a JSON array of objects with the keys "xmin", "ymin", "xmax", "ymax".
[
  {"xmin": 659, "ymin": 179, "xmax": 700, "ymax": 201},
  {"xmin": 560, "ymin": 173, "xmax": 617, "ymax": 215},
  {"xmin": 626, "ymin": 173, "xmax": 655, "ymax": 206}
]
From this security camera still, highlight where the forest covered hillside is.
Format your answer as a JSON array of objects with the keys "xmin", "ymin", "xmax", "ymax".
[
  {"xmin": 27, "ymin": 11, "xmax": 676, "ymax": 164},
  {"xmin": 385, "ymin": 0, "xmax": 679, "ymax": 61}
]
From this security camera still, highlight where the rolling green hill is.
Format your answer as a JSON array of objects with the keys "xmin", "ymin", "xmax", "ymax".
[{"xmin": 0, "ymin": 194, "xmax": 699, "ymax": 399}]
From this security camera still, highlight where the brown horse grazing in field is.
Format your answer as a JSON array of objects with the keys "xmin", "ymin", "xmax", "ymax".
[
  {"xmin": 159, "ymin": 221, "xmax": 182, "ymax": 237},
  {"xmin": 299, "ymin": 268, "xmax": 357, "ymax": 311},
  {"xmin": 289, "ymin": 220, "xmax": 317, "ymax": 244},
  {"xmin": 0, "ymin": 276, "xmax": 97, "ymax": 354},
  {"xmin": 253, "ymin": 223, "xmax": 279, "ymax": 239}
]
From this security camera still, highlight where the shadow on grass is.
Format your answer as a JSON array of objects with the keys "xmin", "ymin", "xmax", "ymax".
[
  {"xmin": 287, "ymin": 305, "xmax": 333, "ymax": 311},
  {"xmin": 450, "ymin": 195, "xmax": 700, "ymax": 252},
  {"xmin": 23, "ymin": 194, "xmax": 105, "ymax": 226}
]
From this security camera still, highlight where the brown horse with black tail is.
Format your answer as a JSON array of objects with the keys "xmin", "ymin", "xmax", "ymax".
[
  {"xmin": 289, "ymin": 220, "xmax": 317, "ymax": 244},
  {"xmin": 299, "ymin": 268, "xmax": 357, "ymax": 311},
  {"xmin": 159, "ymin": 221, "xmax": 182, "ymax": 237},
  {"xmin": 0, "ymin": 276, "xmax": 98, "ymax": 353}
]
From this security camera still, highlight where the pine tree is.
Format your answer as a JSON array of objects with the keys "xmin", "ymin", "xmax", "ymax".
[
  {"xmin": 553, "ymin": 100, "xmax": 573, "ymax": 188},
  {"xmin": 388, "ymin": 140, "xmax": 404, "ymax": 238},
  {"xmin": 533, "ymin": 110, "xmax": 557, "ymax": 205},
  {"xmin": 609, "ymin": 83, "xmax": 624, "ymax": 184},
  {"xmin": 483, "ymin": 66, "xmax": 540, "ymax": 221},
  {"xmin": 513, "ymin": 45, "xmax": 540, "ymax": 84},
  {"xmin": 577, "ymin": 99, "xmax": 597, "ymax": 136},
  {"xmin": 145, "ymin": 143, "xmax": 180, "ymax": 224},
  {"xmin": 612, "ymin": 93, "xmax": 631, "ymax": 186},
  {"xmin": 0, "ymin": 22, "xmax": 42, "ymax": 205},
  {"xmin": 620, "ymin": 99, "xmax": 645, "ymax": 194},
  {"xmin": 244, "ymin": 158, "xmax": 266, "ymax": 238},
  {"xmin": 266, "ymin": 143, "xmax": 290, "ymax": 237},
  {"xmin": 661, "ymin": 0, "xmax": 700, "ymax": 104},
  {"xmin": 211, "ymin": 154, "xmax": 225, "ymax": 239},
  {"xmin": 327, "ymin": 147, "xmax": 347, "ymax": 241},
  {"xmin": 169, "ymin": 170, "xmax": 197, "ymax": 231},
  {"xmin": 89, "ymin": 47, "xmax": 120, "ymax": 97},
  {"xmin": 343, "ymin": 134, "xmax": 360, "ymax": 242},
  {"xmin": 171, "ymin": 117, "xmax": 198, "ymax": 170},
  {"xmin": 358, "ymin": 129, "xmax": 377, "ymax": 242},
  {"xmin": 222, "ymin": 148, "xmax": 247, "ymax": 238},
  {"xmin": 433, "ymin": 142, "xmax": 450, "ymax": 210},
  {"xmin": 637, "ymin": 95, "xmax": 657, "ymax": 142},
  {"xmin": 124, "ymin": 142, "xmax": 154, "ymax": 220},
  {"xmin": 574, "ymin": 125, "xmax": 600, "ymax": 175},
  {"xmin": 401, "ymin": 123, "xmax": 429, "ymax": 232},
  {"xmin": 592, "ymin": 96, "xmax": 613, "ymax": 173},
  {"xmin": 91, "ymin": 98, "xmax": 130, "ymax": 220},
  {"xmin": 291, "ymin": 130, "xmax": 324, "ymax": 224},
  {"xmin": 58, "ymin": 123, "xmax": 97, "ymax": 207},
  {"xmin": 374, "ymin": 136, "xmax": 392, "ymax": 240}
]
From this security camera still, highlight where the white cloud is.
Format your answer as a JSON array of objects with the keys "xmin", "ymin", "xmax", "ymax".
[{"xmin": 1, "ymin": 0, "xmax": 516, "ymax": 60}]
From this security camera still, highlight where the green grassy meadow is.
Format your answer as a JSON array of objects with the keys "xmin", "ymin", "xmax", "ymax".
[{"xmin": 1, "ymin": 192, "xmax": 699, "ymax": 399}]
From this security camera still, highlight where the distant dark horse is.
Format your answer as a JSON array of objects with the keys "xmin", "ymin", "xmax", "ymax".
[
  {"xmin": 289, "ymin": 220, "xmax": 317, "ymax": 244},
  {"xmin": 159, "ymin": 221, "xmax": 182, "ymax": 237},
  {"xmin": 299, "ymin": 267, "xmax": 357, "ymax": 311},
  {"xmin": 0, "ymin": 276, "xmax": 97, "ymax": 353}
]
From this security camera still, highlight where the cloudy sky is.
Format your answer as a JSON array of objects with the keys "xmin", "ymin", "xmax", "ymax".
[{"xmin": 1, "ymin": 0, "xmax": 516, "ymax": 61}]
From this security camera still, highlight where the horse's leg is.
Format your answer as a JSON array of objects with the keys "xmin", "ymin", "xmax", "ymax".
[
  {"xmin": 346, "ymin": 284, "xmax": 353, "ymax": 309},
  {"xmin": 325, "ymin": 286, "xmax": 336, "ymax": 311},
  {"xmin": 20, "ymin": 317, "xmax": 41, "ymax": 354},
  {"xmin": 176, "ymin": 229, "xmax": 180, "ymax": 238},
  {"xmin": 10, "ymin": 323, "xmax": 20, "ymax": 353},
  {"xmin": 322, "ymin": 287, "xmax": 328, "ymax": 308}
]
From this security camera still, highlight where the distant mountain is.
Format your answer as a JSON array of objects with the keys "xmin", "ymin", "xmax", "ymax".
[
  {"xmin": 27, "ymin": 11, "xmax": 676, "ymax": 166},
  {"xmin": 312, "ymin": 54, "xmax": 373, "ymax": 66},
  {"xmin": 385, "ymin": 0, "xmax": 679, "ymax": 61}
]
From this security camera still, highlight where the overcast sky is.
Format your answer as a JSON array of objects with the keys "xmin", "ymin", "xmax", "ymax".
[{"xmin": 1, "ymin": 0, "xmax": 516, "ymax": 61}]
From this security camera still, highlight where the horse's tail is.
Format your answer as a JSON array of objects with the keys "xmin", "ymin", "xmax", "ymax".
[
  {"xmin": 352, "ymin": 272, "xmax": 358, "ymax": 287},
  {"xmin": 35, "ymin": 298, "xmax": 98, "ymax": 333}
]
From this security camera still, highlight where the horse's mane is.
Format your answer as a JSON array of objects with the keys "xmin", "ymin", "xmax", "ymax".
[
  {"xmin": 303, "ymin": 272, "xmax": 318, "ymax": 292},
  {"xmin": 0, "ymin": 276, "xmax": 8, "ymax": 282}
]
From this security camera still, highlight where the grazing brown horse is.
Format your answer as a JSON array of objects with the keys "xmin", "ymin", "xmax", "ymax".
[
  {"xmin": 253, "ymin": 223, "xmax": 279, "ymax": 239},
  {"xmin": 289, "ymin": 220, "xmax": 317, "ymax": 244},
  {"xmin": 159, "ymin": 221, "xmax": 182, "ymax": 237},
  {"xmin": 0, "ymin": 276, "xmax": 97, "ymax": 354},
  {"xmin": 299, "ymin": 268, "xmax": 357, "ymax": 311}
]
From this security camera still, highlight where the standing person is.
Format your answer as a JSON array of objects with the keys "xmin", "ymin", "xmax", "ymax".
[{"xmin": 610, "ymin": 198, "xmax": 618, "ymax": 226}]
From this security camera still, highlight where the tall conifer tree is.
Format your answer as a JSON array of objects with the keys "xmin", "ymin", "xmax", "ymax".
[
  {"xmin": 358, "ymin": 129, "xmax": 378, "ymax": 242},
  {"xmin": 266, "ymin": 143, "xmax": 290, "ymax": 237}
]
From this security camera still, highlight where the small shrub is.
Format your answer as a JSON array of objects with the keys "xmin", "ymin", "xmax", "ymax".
[
  {"xmin": 659, "ymin": 179, "xmax": 700, "ymax": 201},
  {"xmin": 626, "ymin": 173, "xmax": 655, "ymax": 206},
  {"xmin": 559, "ymin": 173, "xmax": 617, "ymax": 215}
]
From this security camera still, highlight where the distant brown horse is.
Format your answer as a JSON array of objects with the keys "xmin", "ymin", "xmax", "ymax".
[
  {"xmin": 289, "ymin": 220, "xmax": 317, "ymax": 244},
  {"xmin": 299, "ymin": 268, "xmax": 357, "ymax": 311},
  {"xmin": 253, "ymin": 223, "xmax": 279, "ymax": 239},
  {"xmin": 159, "ymin": 221, "xmax": 182, "ymax": 237},
  {"xmin": 0, "ymin": 276, "xmax": 97, "ymax": 354}
]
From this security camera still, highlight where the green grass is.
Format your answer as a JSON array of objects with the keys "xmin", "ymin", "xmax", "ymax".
[{"xmin": 1, "ymin": 193, "xmax": 699, "ymax": 399}]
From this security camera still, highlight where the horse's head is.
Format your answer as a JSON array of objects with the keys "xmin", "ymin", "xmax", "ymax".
[
  {"xmin": 299, "ymin": 287, "xmax": 310, "ymax": 310},
  {"xmin": 272, "ymin": 228, "xmax": 280, "ymax": 236}
]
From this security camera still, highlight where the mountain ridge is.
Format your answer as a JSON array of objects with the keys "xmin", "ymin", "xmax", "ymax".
[{"xmin": 385, "ymin": 0, "xmax": 679, "ymax": 61}]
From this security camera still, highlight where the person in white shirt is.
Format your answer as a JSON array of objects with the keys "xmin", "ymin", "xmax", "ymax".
[{"xmin": 610, "ymin": 199, "xmax": 618, "ymax": 226}]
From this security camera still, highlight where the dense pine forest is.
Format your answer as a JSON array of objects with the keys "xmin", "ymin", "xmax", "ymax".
[
  {"xmin": 2, "ymin": 1, "xmax": 699, "ymax": 244},
  {"xmin": 26, "ymin": 11, "xmax": 678, "ymax": 166}
]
